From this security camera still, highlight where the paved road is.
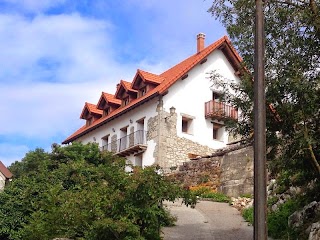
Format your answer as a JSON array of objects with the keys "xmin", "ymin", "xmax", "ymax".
[{"xmin": 162, "ymin": 200, "xmax": 253, "ymax": 240}]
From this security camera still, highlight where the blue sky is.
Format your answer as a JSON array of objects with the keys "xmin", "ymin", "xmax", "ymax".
[{"xmin": 0, "ymin": 0, "xmax": 226, "ymax": 166}]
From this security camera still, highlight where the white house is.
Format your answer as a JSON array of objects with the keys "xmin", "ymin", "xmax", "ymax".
[
  {"xmin": 0, "ymin": 161, "xmax": 13, "ymax": 191},
  {"xmin": 62, "ymin": 34, "xmax": 242, "ymax": 171}
]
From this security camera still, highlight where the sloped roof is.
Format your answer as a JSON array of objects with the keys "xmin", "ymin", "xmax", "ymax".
[
  {"xmin": 0, "ymin": 161, "xmax": 13, "ymax": 179},
  {"xmin": 138, "ymin": 69, "xmax": 165, "ymax": 84},
  {"xmin": 62, "ymin": 36, "xmax": 242, "ymax": 144},
  {"xmin": 97, "ymin": 92, "xmax": 121, "ymax": 109},
  {"xmin": 80, "ymin": 102, "xmax": 103, "ymax": 119},
  {"xmin": 115, "ymin": 80, "xmax": 138, "ymax": 98}
]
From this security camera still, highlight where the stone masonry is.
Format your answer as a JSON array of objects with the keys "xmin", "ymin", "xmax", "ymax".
[
  {"xmin": 147, "ymin": 99, "xmax": 214, "ymax": 172},
  {"xmin": 169, "ymin": 146, "xmax": 253, "ymax": 197},
  {"xmin": 111, "ymin": 134, "xmax": 117, "ymax": 152}
]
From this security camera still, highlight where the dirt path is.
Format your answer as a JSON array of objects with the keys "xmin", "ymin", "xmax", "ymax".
[{"xmin": 162, "ymin": 200, "xmax": 253, "ymax": 240}]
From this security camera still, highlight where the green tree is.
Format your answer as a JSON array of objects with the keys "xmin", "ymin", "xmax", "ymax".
[
  {"xmin": 208, "ymin": 0, "xmax": 320, "ymax": 177},
  {"xmin": 0, "ymin": 143, "xmax": 194, "ymax": 240},
  {"xmin": 208, "ymin": 0, "xmax": 319, "ymax": 238}
]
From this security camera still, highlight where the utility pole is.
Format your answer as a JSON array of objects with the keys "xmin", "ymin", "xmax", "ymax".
[{"xmin": 254, "ymin": 0, "xmax": 267, "ymax": 238}]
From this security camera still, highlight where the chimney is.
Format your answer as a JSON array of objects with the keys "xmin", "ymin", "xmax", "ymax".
[{"xmin": 197, "ymin": 33, "xmax": 206, "ymax": 53}]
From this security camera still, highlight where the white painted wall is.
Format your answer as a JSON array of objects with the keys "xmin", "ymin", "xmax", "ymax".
[
  {"xmin": 0, "ymin": 172, "xmax": 6, "ymax": 191},
  {"xmin": 163, "ymin": 49, "xmax": 240, "ymax": 149},
  {"xmin": 77, "ymin": 97, "xmax": 159, "ymax": 167},
  {"xmin": 74, "ymin": 49, "xmax": 240, "ymax": 166}
]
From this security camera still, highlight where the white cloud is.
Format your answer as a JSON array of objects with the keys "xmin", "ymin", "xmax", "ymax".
[
  {"xmin": 0, "ymin": 13, "xmax": 140, "ymax": 141},
  {"xmin": 0, "ymin": 0, "xmax": 228, "ymax": 167}
]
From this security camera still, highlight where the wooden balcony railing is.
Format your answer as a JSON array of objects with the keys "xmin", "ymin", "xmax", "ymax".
[{"xmin": 205, "ymin": 100, "xmax": 238, "ymax": 121}]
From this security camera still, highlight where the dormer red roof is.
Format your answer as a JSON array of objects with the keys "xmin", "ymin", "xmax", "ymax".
[
  {"xmin": 97, "ymin": 92, "xmax": 121, "ymax": 110},
  {"xmin": 80, "ymin": 102, "xmax": 103, "ymax": 120},
  {"xmin": 0, "ymin": 161, "xmax": 13, "ymax": 179},
  {"xmin": 132, "ymin": 69, "xmax": 165, "ymax": 89},
  {"xmin": 115, "ymin": 80, "xmax": 138, "ymax": 99},
  {"xmin": 62, "ymin": 36, "xmax": 242, "ymax": 144}
]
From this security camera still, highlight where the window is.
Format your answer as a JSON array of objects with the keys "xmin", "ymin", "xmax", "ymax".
[
  {"xmin": 139, "ymin": 86, "xmax": 147, "ymax": 97},
  {"xmin": 213, "ymin": 128, "xmax": 218, "ymax": 139},
  {"xmin": 101, "ymin": 135, "xmax": 109, "ymax": 151},
  {"xmin": 182, "ymin": 119, "xmax": 188, "ymax": 133},
  {"xmin": 103, "ymin": 108, "xmax": 110, "ymax": 116},
  {"xmin": 86, "ymin": 117, "xmax": 93, "ymax": 127},
  {"xmin": 212, "ymin": 92, "xmax": 221, "ymax": 101},
  {"xmin": 181, "ymin": 116, "xmax": 193, "ymax": 134},
  {"xmin": 212, "ymin": 123, "xmax": 222, "ymax": 140},
  {"xmin": 122, "ymin": 96, "xmax": 129, "ymax": 106}
]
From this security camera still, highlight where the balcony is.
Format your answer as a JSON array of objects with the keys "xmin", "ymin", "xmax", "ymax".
[
  {"xmin": 205, "ymin": 100, "xmax": 238, "ymax": 121},
  {"xmin": 100, "ymin": 130, "xmax": 147, "ymax": 157}
]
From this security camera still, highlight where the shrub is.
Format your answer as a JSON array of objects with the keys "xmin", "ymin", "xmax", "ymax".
[
  {"xmin": 242, "ymin": 207, "xmax": 253, "ymax": 224},
  {"xmin": 267, "ymin": 199, "xmax": 298, "ymax": 239}
]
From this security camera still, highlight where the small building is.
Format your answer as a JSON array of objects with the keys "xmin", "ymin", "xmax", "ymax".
[
  {"xmin": 0, "ymin": 161, "xmax": 13, "ymax": 191},
  {"xmin": 63, "ymin": 34, "xmax": 242, "ymax": 172}
]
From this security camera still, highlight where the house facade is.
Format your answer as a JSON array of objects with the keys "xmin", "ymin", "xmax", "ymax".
[
  {"xmin": 0, "ymin": 161, "xmax": 13, "ymax": 191},
  {"xmin": 62, "ymin": 34, "xmax": 242, "ymax": 171}
]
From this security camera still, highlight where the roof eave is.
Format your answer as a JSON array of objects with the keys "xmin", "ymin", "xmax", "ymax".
[{"xmin": 62, "ymin": 91, "xmax": 159, "ymax": 144}]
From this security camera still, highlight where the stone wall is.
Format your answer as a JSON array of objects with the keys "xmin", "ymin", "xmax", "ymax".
[
  {"xmin": 169, "ymin": 158, "xmax": 221, "ymax": 192},
  {"xmin": 219, "ymin": 146, "xmax": 254, "ymax": 197},
  {"xmin": 169, "ymin": 146, "xmax": 253, "ymax": 197},
  {"xmin": 111, "ymin": 134, "xmax": 117, "ymax": 152},
  {"xmin": 147, "ymin": 99, "xmax": 213, "ymax": 171}
]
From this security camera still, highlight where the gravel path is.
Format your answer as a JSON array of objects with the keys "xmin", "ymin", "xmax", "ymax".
[{"xmin": 162, "ymin": 200, "xmax": 253, "ymax": 240}]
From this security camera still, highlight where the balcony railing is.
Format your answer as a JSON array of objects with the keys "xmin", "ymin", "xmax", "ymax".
[
  {"xmin": 100, "ymin": 130, "xmax": 147, "ymax": 157},
  {"xmin": 205, "ymin": 100, "xmax": 238, "ymax": 121}
]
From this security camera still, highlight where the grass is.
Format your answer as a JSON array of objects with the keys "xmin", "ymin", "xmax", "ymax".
[
  {"xmin": 189, "ymin": 186, "xmax": 230, "ymax": 203},
  {"xmin": 242, "ymin": 207, "xmax": 253, "ymax": 224}
]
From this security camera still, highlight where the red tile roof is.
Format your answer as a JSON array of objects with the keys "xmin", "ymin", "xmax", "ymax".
[
  {"xmin": 0, "ymin": 161, "xmax": 13, "ymax": 179},
  {"xmin": 62, "ymin": 36, "xmax": 242, "ymax": 144},
  {"xmin": 102, "ymin": 92, "xmax": 121, "ymax": 105},
  {"xmin": 138, "ymin": 69, "xmax": 165, "ymax": 84},
  {"xmin": 80, "ymin": 102, "xmax": 103, "ymax": 119}
]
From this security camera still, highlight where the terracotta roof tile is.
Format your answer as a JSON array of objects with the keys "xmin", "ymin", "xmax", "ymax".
[
  {"xmin": 158, "ymin": 36, "xmax": 240, "ymax": 94},
  {"xmin": 63, "ymin": 87, "xmax": 159, "ymax": 144},
  {"xmin": 80, "ymin": 102, "xmax": 103, "ymax": 119},
  {"xmin": 138, "ymin": 69, "xmax": 165, "ymax": 84},
  {"xmin": 0, "ymin": 161, "xmax": 13, "ymax": 179},
  {"xmin": 63, "ymin": 36, "xmax": 242, "ymax": 143},
  {"xmin": 102, "ymin": 92, "xmax": 121, "ymax": 105}
]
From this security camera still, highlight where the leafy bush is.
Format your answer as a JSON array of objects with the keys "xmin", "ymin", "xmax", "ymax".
[
  {"xmin": 242, "ymin": 207, "xmax": 253, "ymax": 224},
  {"xmin": 267, "ymin": 199, "xmax": 298, "ymax": 239},
  {"xmin": 0, "ymin": 143, "xmax": 195, "ymax": 240}
]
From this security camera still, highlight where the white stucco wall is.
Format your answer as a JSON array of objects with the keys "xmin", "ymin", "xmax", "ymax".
[
  {"xmin": 0, "ymin": 172, "xmax": 6, "ymax": 191},
  {"xmin": 77, "ymin": 97, "xmax": 158, "ymax": 167},
  {"xmin": 73, "ymin": 49, "xmax": 240, "ymax": 167},
  {"xmin": 162, "ymin": 49, "xmax": 240, "ymax": 149}
]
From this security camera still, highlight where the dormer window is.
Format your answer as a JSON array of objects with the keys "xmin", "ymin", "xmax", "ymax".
[
  {"xmin": 139, "ymin": 86, "xmax": 147, "ymax": 97},
  {"xmin": 123, "ymin": 96, "xmax": 129, "ymax": 106},
  {"xmin": 103, "ymin": 108, "xmax": 110, "ymax": 116},
  {"xmin": 86, "ymin": 117, "xmax": 93, "ymax": 127}
]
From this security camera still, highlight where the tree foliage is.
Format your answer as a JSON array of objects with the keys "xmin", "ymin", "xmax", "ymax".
[
  {"xmin": 208, "ymin": 0, "xmax": 320, "ymax": 179},
  {"xmin": 208, "ymin": 0, "xmax": 319, "ymax": 237},
  {"xmin": 0, "ymin": 143, "xmax": 194, "ymax": 240}
]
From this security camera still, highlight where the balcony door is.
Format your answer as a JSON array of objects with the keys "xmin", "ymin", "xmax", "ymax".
[
  {"xmin": 119, "ymin": 126, "xmax": 128, "ymax": 151},
  {"xmin": 136, "ymin": 118, "xmax": 145, "ymax": 144}
]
